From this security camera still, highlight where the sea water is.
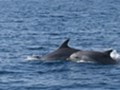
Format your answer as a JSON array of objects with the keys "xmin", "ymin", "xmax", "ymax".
[{"xmin": 0, "ymin": 0, "xmax": 120, "ymax": 90}]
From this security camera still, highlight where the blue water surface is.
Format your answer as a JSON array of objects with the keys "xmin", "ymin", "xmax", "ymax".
[{"xmin": 0, "ymin": 0, "xmax": 120, "ymax": 90}]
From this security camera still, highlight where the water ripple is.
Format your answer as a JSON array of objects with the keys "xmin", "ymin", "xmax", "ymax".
[{"xmin": 0, "ymin": 0, "xmax": 120, "ymax": 90}]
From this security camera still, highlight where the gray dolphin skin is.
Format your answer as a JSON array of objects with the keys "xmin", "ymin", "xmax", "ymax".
[
  {"xmin": 68, "ymin": 50, "xmax": 117, "ymax": 64},
  {"xmin": 41, "ymin": 39, "xmax": 80, "ymax": 60}
]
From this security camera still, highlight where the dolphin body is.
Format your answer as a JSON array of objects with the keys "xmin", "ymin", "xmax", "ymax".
[
  {"xmin": 68, "ymin": 50, "xmax": 117, "ymax": 64},
  {"xmin": 40, "ymin": 39, "xmax": 80, "ymax": 60}
]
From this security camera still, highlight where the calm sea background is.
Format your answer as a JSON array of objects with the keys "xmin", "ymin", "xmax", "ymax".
[{"xmin": 0, "ymin": 0, "xmax": 120, "ymax": 90}]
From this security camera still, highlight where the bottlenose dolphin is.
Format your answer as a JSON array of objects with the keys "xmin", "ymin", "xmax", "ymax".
[
  {"xmin": 68, "ymin": 50, "xmax": 117, "ymax": 64},
  {"xmin": 40, "ymin": 39, "xmax": 80, "ymax": 60}
]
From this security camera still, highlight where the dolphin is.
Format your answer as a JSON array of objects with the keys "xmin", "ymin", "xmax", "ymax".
[
  {"xmin": 40, "ymin": 39, "xmax": 81, "ymax": 60},
  {"xmin": 68, "ymin": 50, "xmax": 117, "ymax": 64}
]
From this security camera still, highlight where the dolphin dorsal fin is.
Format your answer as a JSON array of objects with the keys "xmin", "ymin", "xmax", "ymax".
[
  {"xmin": 59, "ymin": 39, "xmax": 70, "ymax": 48},
  {"xmin": 104, "ymin": 49, "xmax": 113, "ymax": 55}
]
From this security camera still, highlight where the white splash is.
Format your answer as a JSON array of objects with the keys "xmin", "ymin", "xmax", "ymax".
[
  {"xmin": 110, "ymin": 50, "xmax": 120, "ymax": 61},
  {"xmin": 26, "ymin": 55, "xmax": 41, "ymax": 61}
]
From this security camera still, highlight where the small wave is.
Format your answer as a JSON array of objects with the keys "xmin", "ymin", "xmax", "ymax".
[
  {"xmin": 27, "ymin": 46, "xmax": 45, "ymax": 50},
  {"xmin": 0, "ymin": 70, "xmax": 21, "ymax": 75}
]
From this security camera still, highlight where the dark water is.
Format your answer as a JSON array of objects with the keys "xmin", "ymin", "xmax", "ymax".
[{"xmin": 0, "ymin": 0, "xmax": 120, "ymax": 90}]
